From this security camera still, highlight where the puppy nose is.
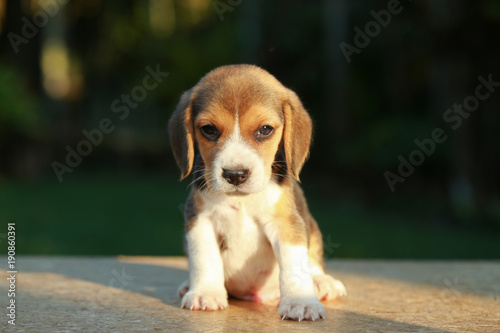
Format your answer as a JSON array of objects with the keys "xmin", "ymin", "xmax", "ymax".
[{"xmin": 222, "ymin": 169, "xmax": 249, "ymax": 186}]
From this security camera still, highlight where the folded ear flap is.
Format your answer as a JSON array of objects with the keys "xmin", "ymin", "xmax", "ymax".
[
  {"xmin": 168, "ymin": 89, "xmax": 195, "ymax": 180},
  {"xmin": 283, "ymin": 89, "xmax": 313, "ymax": 181}
]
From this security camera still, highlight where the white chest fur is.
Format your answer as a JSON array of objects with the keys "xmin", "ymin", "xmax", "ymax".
[{"xmin": 198, "ymin": 182, "xmax": 283, "ymax": 300}]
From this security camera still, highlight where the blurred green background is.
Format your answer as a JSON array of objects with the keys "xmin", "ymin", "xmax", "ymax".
[{"xmin": 0, "ymin": 0, "xmax": 499, "ymax": 258}]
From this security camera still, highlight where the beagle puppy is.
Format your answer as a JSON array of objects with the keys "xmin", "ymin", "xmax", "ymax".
[{"xmin": 168, "ymin": 64, "xmax": 346, "ymax": 321}]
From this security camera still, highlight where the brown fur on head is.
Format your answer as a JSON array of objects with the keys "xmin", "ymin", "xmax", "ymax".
[{"xmin": 168, "ymin": 64, "xmax": 312, "ymax": 190}]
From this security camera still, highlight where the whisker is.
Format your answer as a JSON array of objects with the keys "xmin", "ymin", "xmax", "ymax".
[
  {"xmin": 196, "ymin": 172, "xmax": 216, "ymax": 192},
  {"xmin": 271, "ymin": 172, "xmax": 288, "ymax": 179},
  {"xmin": 187, "ymin": 174, "xmax": 206, "ymax": 189},
  {"xmin": 185, "ymin": 167, "xmax": 214, "ymax": 189}
]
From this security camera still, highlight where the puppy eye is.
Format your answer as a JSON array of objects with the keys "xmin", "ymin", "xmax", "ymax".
[
  {"xmin": 255, "ymin": 125, "xmax": 274, "ymax": 141},
  {"xmin": 200, "ymin": 125, "xmax": 220, "ymax": 141}
]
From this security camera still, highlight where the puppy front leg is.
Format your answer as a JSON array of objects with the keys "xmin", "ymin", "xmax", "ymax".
[
  {"xmin": 265, "ymin": 223, "xmax": 326, "ymax": 321},
  {"xmin": 181, "ymin": 215, "xmax": 228, "ymax": 311}
]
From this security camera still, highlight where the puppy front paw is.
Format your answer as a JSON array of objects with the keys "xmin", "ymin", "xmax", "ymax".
[
  {"xmin": 313, "ymin": 274, "xmax": 347, "ymax": 300},
  {"xmin": 278, "ymin": 297, "xmax": 326, "ymax": 321},
  {"xmin": 181, "ymin": 289, "xmax": 228, "ymax": 311}
]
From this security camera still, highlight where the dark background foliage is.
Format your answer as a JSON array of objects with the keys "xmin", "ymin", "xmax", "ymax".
[{"xmin": 0, "ymin": 0, "xmax": 499, "ymax": 258}]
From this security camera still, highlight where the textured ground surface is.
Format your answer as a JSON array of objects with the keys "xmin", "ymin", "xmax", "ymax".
[{"xmin": 0, "ymin": 256, "xmax": 498, "ymax": 332}]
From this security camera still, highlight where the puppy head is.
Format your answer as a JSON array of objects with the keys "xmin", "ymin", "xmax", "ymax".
[{"xmin": 168, "ymin": 64, "xmax": 312, "ymax": 194}]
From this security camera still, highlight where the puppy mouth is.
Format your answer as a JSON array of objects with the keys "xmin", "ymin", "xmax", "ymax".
[
  {"xmin": 204, "ymin": 178, "xmax": 254, "ymax": 195},
  {"xmin": 226, "ymin": 190, "xmax": 250, "ymax": 196}
]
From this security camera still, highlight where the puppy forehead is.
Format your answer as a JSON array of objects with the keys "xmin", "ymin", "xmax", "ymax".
[{"xmin": 192, "ymin": 68, "xmax": 283, "ymax": 122}]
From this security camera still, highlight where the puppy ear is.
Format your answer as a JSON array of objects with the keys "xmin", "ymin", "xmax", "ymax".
[
  {"xmin": 168, "ymin": 89, "xmax": 195, "ymax": 180},
  {"xmin": 282, "ymin": 89, "xmax": 313, "ymax": 181}
]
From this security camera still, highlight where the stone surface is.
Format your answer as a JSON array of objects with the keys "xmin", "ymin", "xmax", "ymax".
[{"xmin": 0, "ymin": 257, "xmax": 499, "ymax": 332}]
